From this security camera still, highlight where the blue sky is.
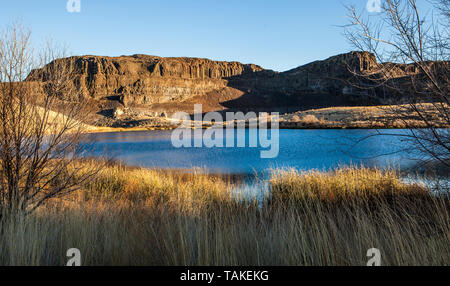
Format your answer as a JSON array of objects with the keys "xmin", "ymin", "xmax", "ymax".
[{"xmin": 0, "ymin": 0, "xmax": 435, "ymax": 71}]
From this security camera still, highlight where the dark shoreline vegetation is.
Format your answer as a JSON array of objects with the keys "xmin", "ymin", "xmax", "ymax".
[{"xmin": 0, "ymin": 160, "xmax": 448, "ymax": 266}]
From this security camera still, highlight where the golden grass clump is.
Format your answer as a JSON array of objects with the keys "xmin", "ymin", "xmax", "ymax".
[
  {"xmin": 269, "ymin": 167, "xmax": 427, "ymax": 201},
  {"xmin": 78, "ymin": 162, "xmax": 235, "ymax": 215}
]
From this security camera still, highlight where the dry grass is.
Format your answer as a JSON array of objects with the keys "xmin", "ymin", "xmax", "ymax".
[
  {"xmin": 280, "ymin": 103, "xmax": 450, "ymax": 128},
  {"xmin": 0, "ymin": 163, "xmax": 448, "ymax": 266},
  {"xmin": 269, "ymin": 167, "xmax": 426, "ymax": 200},
  {"xmin": 300, "ymin": 114, "xmax": 320, "ymax": 124}
]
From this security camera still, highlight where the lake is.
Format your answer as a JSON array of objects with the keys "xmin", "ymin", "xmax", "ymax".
[{"xmin": 83, "ymin": 129, "xmax": 419, "ymax": 175}]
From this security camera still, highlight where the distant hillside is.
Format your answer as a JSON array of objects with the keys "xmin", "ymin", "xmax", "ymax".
[{"xmin": 26, "ymin": 51, "xmax": 430, "ymax": 127}]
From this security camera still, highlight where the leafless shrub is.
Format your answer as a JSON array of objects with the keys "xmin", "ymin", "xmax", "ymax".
[{"xmin": 0, "ymin": 23, "xmax": 99, "ymax": 217}]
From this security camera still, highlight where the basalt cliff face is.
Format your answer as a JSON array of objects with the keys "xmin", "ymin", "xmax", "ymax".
[
  {"xmin": 27, "ymin": 51, "xmax": 405, "ymax": 126},
  {"xmin": 28, "ymin": 54, "xmax": 265, "ymax": 105}
]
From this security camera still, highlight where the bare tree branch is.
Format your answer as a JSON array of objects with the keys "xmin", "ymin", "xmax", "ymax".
[
  {"xmin": 344, "ymin": 0, "xmax": 449, "ymax": 167},
  {"xmin": 0, "ymin": 23, "xmax": 102, "ymax": 217}
]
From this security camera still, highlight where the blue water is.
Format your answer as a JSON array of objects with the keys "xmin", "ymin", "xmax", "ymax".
[{"xmin": 83, "ymin": 129, "xmax": 419, "ymax": 175}]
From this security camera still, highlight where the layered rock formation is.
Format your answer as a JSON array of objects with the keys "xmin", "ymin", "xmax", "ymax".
[
  {"xmin": 27, "ymin": 54, "xmax": 264, "ymax": 106},
  {"xmin": 27, "ymin": 51, "xmax": 416, "ymax": 126}
]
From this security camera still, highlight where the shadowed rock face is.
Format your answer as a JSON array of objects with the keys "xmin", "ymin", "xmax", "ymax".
[
  {"xmin": 224, "ymin": 52, "xmax": 380, "ymax": 105},
  {"xmin": 27, "ymin": 51, "xmax": 399, "ymax": 120},
  {"xmin": 271, "ymin": 51, "xmax": 378, "ymax": 91}
]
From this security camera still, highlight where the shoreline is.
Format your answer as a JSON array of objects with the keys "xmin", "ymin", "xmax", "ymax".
[
  {"xmin": 83, "ymin": 104, "xmax": 450, "ymax": 134},
  {"xmin": 80, "ymin": 157, "xmax": 450, "ymax": 181},
  {"xmin": 83, "ymin": 124, "xmax": 450, "ymax": 134}
]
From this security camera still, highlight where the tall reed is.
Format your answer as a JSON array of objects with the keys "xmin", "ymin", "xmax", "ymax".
[{"xmin": 0, "ymin": 164, "xmax": 448, "ymax": 266}]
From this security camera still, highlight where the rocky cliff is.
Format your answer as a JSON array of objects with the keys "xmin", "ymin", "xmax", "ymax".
[
  {"xmin": 28, "ymin": 54, "xmax": 264, "ymax": 106},
  {"xmin": 27, "ymin": 51, "xmax": 409, "ymax": 126}
]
